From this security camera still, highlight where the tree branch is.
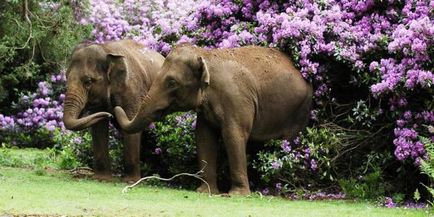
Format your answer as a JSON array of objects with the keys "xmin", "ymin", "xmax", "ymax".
[{"xmin": 16, "ymin": 0, "xmax": 33, "ymax": 50}]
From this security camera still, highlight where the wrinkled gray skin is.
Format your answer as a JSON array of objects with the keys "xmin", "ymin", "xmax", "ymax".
[
  {"xmin": 114, "ymin": 43, "xmax": 312, "ymax": 194},
  {"xmin": 63, "ymin": 40, "xmax": 164, "ymax": 182}
]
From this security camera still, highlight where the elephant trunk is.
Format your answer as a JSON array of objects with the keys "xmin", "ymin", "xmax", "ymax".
[
  {"xmin": 114, "ymin": 95, "xmax": 153, "ymax": 134},
  {"xmin": 63, "ymin": 89, "xmax": 111, "ymax": 131}
]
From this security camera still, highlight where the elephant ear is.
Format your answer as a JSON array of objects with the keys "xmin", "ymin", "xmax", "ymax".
[
  {"xmin": 106, "ymin": 53, "xmax": 128, "ymax": 84},
  {"xmin": 197, "ymin": 56, "xmax": 210, "ymax": 88}
]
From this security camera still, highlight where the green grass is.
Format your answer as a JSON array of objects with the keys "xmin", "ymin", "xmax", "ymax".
[
  {"xmin": 0, "ymin": 148, "xmax": 432, "ymax": 217},
  {"xmin": 0, "ymin": 147, "xmax": 57, "ymax": 169}
]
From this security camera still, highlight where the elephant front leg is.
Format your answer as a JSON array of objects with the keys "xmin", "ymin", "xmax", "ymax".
[
  {"xmin": 122, "ymin": 132, "xmax": 142, "ymax": 183},
  {"xmin": 222, "ymin": 124, "xmax": 251, "ymax": 195},
  {"xmin": 91, "ymin": 119, "xmax": 112, "ymax": 181},
  {"xmin": 195, "ymin": 116, "xmax": 220, "ymax": 194}
]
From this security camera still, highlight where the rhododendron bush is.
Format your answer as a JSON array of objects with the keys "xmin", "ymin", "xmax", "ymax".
[
  {"xmin": 1, "ymin": 0, "xmax": 433, "ymax": 199},
  {"xmin": 184, "ymin": 0, "xmax": 433, "ymax": 165},
  {"xmin": 77, "ymin": 0, "xmax": 433, "ymax": 164},
  {"xmin": 78, "ymin": 0, "xmax": 434, "ymax": 197}
]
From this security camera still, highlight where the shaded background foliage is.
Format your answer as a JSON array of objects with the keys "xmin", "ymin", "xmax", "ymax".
[{"xmin": 0, "ymin": 0, "xmax": 433, "ymax": 205}]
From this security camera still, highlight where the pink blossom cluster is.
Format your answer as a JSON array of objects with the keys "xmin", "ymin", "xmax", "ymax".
[
  {"xmin": 394, "ymin": 110, "xmax": 434, "ymax": 163},
  {"xmin": 79, "ymin": 0, "xmax": 203, "ymax": 54}
]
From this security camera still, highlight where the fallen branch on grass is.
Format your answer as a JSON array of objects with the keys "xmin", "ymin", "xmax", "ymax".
[
  {"xmin": 122, "ymin": 161, "xmax": 212, "ymax": 197},
  {"xmin": 69, "ymin": 167, "xmax": 94, "ymax": 178}
]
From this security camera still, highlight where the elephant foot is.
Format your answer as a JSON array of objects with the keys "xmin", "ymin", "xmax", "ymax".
[
  {"xmin": 196, "ymin": 183, "xmax": 219, "ymax": 195},
  {"xmin": 122, "ymin": 175, "xmax": 141, "ymax": 184},
  {"xmin": 93, "ymin": 173, "xmax": 114, "ymax": 182},
  {"xmin": 229, "ymin": 187, "xmax": 251, "ymax": 196}
]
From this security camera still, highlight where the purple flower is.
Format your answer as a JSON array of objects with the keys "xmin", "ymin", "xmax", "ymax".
[
  {"xmin": 293, "ymin": 137, "xmax": 301, "ymax": 145},
  {"xmin": 148, "ymin": 122, "xmax": 155, "ymax": 130},
  {"xmin": 369, "ymin": 61, "xmax": 379, "ymax": 72},
  {"xmin": 38, "ymin": 81, "xmax": 50, "ymax": 96},
  {"xmin": 310, "ymin": 159, "xmax": 317, "ymax": 171},
  {"xmin": 396, "ymin": 119, "xmax": 406, "ymax": 127},
  {"xmin": 271, "ymin": 161, "xmax": 282, "ymax": 169},
  {"xmin": 45, "ymin": 120, "xmax": 58, "ymax": 132},
  {"xmin": 384, "ymin": 197, "xmax": 395, "ymax": 208},
  {"xmin": 275, "ymin": 182, "xmax": 282, "ymax": 192},
  {"xmin": 72, "ymin": 137, "xmax": 83, "ymax": 144},
  {"xmin": 281, "ymin": 140, "xmax": 291, "ymax": 153},
  {"xmin": 304, "ymin": 148, "xmax": 311, "ymax": 156},
  {"xmin": 403, "ymin": 111, "xmax": 412, "ymax": 120},
  {"xmin": 403, "ymin": 201, "xmax": 428, "ymax": 209},
  {"xmin": 59, "ymin": 94, "xmax": 65, "ymax": 101},
  {"xmin": 154, "ymin": 148, "xmax": 162, "ymax": 155},
  {"xmin": 310, "ymin": 110, "xmax": 318, "ymax": 121}
]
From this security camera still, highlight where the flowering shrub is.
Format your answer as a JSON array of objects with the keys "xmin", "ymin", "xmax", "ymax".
[
  {"xmin": 51, "ymin": 129, "xmax": 90, "ymax": 170},
  {"xmin": 49, "ymin": 126, "xmax": 124, "ymax": 172},
  {"xmin": 253, "ymin": 128, "xmax": 338, "ymax": 191},
  {"xmin": 339, "ymin": 167, "xmax": 387, "ymax": 200},
  {"xmin": 0, "ymin": 72, "xmax": 66, "ymax": 148},
  {"xmin": 147, "ymin": 112, "xmax": 199, "ymax": 187},
  {"xmin": 384, "ymin": 197, "xmax": 396, "ymax": 208}
]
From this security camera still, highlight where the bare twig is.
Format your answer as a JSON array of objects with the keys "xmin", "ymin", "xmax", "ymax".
[
  {"xmin": 69, "ymin": 167, "xmax": 94, "ymax": 178},
  {"xmin": 69, "ymin": 166, "xmax": 94, "ymax": 172},
  {"xmin": 324, "ymin": 122, "xmax": 391, "ymax": 162},
  {"xmin": 122, "ymin": 161, "xmax": 212, "ymax": 197}
]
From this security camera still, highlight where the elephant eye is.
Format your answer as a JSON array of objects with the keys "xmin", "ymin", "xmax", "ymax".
[
  {"xmin": 84, "ymin": 77, "xmax": 93, "ymax": 86},
  {"xmin": 167, "ymin": 79, "xmax": 177, "ymax": 89}
]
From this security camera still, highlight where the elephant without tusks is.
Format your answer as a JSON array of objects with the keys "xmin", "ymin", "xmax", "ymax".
[
  {"xmin": 114, "ymin": 43, "xmax": 312, "ymax": 195},
  {"xmin": 63, "ymin": 40, "xmax": 164, "ymax": 182}
]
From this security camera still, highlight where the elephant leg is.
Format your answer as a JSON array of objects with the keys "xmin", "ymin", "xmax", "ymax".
[
  {"xmin": 90, "ymin": 119, "xmax": 112, "ymax": 181},
  {"xmin": 195, "ymin": 115, "xmax": 220, "ymax": 194},
  {"xmin": 122, "ymin": 132, "xmax": 142, "ymax": 183},
  {"xmin": 221, "ymin": 124, "xmax": 251, "ymax": 195}
]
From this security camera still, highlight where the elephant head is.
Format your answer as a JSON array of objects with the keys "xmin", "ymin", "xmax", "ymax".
[
  {"xmin": 114, "ymin": 44, "xmax": 209, "ymax": 133},
  {"xmin": 63, "ymin": 43, "xmax": 130, "ymax": 131}
]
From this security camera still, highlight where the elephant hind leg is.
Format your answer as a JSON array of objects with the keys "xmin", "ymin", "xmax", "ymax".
[
  {"xmin": 286, "ymin": 93, "xmax": 312, "ymax": 141},
  {"xmin": 221, "ymin": 123, "xmax": 251, "ymax": 195}
]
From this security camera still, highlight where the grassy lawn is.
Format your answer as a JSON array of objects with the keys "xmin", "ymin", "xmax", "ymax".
[
  {"xmin": 0, "ymin": 147, "xmax": 58, "ymax": 168},
  {"xmin": 0, "ymin": 148, "xmax": 432, "ymax": 217}
]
